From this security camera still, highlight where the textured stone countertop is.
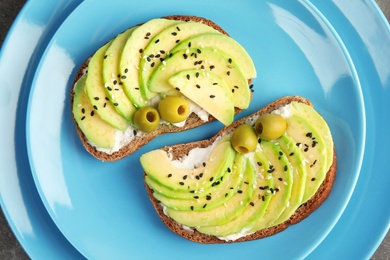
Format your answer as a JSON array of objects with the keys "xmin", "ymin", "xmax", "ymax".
[{"xmin": 1, "ymin": 0, "xmax": 389, "ymax": 259}]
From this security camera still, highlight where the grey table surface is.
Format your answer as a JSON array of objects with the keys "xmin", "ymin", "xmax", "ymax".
[{"xmin": 0, "ymin": 0, "xmax": 389, "ymax": 259}]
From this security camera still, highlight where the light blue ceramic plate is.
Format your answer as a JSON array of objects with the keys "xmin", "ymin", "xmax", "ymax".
[
  {"xmin": 25, "ymin": 0, "xmax": 364, "ymax": 259},
  {"xmin": 1, "ymin": 0, "xmax": 388, "ymax": 259}
]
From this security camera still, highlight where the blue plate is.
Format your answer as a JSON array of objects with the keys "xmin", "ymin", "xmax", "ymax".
[
  {"xmin": 0, "ymin": 0, "xmax": 85, "ymax": 259},
  {"xmin": 0, "ymin": 0, "xmax": 388, "ymax": 259},
  {"xmin": 26, "ymin": 0, "xmax": 364, "ymax": 259}
]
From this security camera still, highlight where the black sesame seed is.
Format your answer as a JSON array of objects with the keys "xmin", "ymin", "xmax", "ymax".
[
  {"xmin": 296, "ymin": 142, "xmax": 301, "ymax": 147},
  {"xmin": 90, "ymin": 111, "xmax": 94, "ymax": 116},
  {"xmin": 312, "ymin": 141, "xmax": 318, "ymax": 147},
  {"xmin": 176, "ymin": 26, "xmax": 180, "ymax": 31},
  {"xmin": 232, "ymin": 89, "xmax": 235, "ymax": 93},
  {"xmin": 81, "ymin": 108, "xmax": 85, "ymax": 114},
  {"xmin": 237, "ymin": 190, "xmax": 243, "ymax": 194},
  {"xmin": 289, "ymin": 152, "xmax": 294, "ymax": 156},
  {"xmin": 193, "ymin": 196, "xmax": 199, "ymax": 199},
  {"xmin": 209, "ymin": 177, "xmax": 214, "ymax": 182},
  {"xmin": 124, "ymin": 68, "xmax": 128, "ymax": 73},
  {"xmin": 284, "ymin": 165, "xmax": 288, "ymax": 171},
  {"xmin": 139, "ymin": 48, "xmax": 143, "ymax": 53},
  {"xmin": 175, "ymin": 87, "xmax": 180, "ymax": 91},
  {"xmin": 206, "ymin": 195, "xmax": 211, "ymax": 200},
  {"xmin": 278, "ymin": 177, "xmax": 283, "ymax": 181},
  {"xmin": 203, "ymin": 162, "xmax": 206, "ymax": 167},
  {"xmin": 311, "ymin": 177, "xmax": 316, "ymax": 181},
  {"xmin": 186, "ymin": 74, "xmax": 190, "ymax": 80},
  {"xmin": 199, "ymin": 173, "xmax": 203, "ymax": 178},
  {"xmin": 104, "ymin": 55, "xmax": 107, "ymax": 59},
  {"xmin": 212, "ymin": 82, "xmax": 218, "ymax": 85},
  {"xmin": 188, "ymin": 42, "xmax": 192, "ymax": 48},
  {"xmin": 190, "ymin": 206, "xmax": 194, "ymax": 211},
  {"xmin": 209, "ymin": 65, "xmax": 215, "ymax": 71},
  {"xmin": 113, "ymin": 80, "xmax": 118, "ymax": 85},
  {"xmin": 257, "ymin": 161, "xmax": 263, "ymax": 166},
  {"xmin": 81, "ymin": 116, "xmax": 85, "ymax": 121},
  {"xmin": 171, "ymin": 32, "xmax": 177, "ymax": 36},
  {"xmin": 160, "ymin": 50, "xmax": 165, "ymax": 54},
  {"xmin": 227, "ymin": 71, "xmax": 231, "ymax": 76},
  {"xmin": 306, "ymin": 132, "xmax": 313, "ymax": 138},
  {"xmin": 103, "ymin": 103, "xmax": 107, "ymax": 108},
  {"xmin": 183, "ymin": 175, "xmax": 187, "ymax": 180},
  {"xmin": 94, "ymin": 97, "xmax": 99, "ymax": 100},
  {"xmin": 225, "ymin": 193, "xmax": 228, "ymax": 197},
  {"xmin": 195, "ymin": 175, "xmax": 200, "ymax": 180},
  {"xmin": 183, "ymin": 53, "xmax": 188, "ymax": 59},
  {"xmin": 93, "ymin": 105, "xmax": 98, "ymax": 110},
  {"xmin": 262, "ymin": 196, "xmax": 265, "ymax": 201},
  {"xmin": 179, "ymin": 182, "xmax": 185, "ymax": 186},
  {"xmin": 228, "ymin": 58, "xmax": 232, "ymax": 63},
  {"xmin": 113, "ymin": 103, "xmax": 118, "ymax": 106},
  {"xmin": 197, "ymin": 49, "xmax": 201, "ymax": 54},
  {"xmin": 155, "ymin": 39, "xmax": 160, "ymax": 44},
  {"xmin": 151, "ymin": 62, "xmax": 155, "ymax": 68},
  {"xmin": 167, "ymin": 173, "xmax": 172, "ymax": 178},
  {"xmin": 210, "ymin": 95, "xmax": 216, "ymax": 98},
  {"xmin": 196, "ymin": 72, "xmax": 200, "ymax": 78},
  {"xmin": 244, "ymin": 181, "xmax": 249, "ymax": 185},
  {"xmin": 190, "ymin": 190, "xmax": 195, "ymax": 193},
  {"xmin": 133, "ymin": 130, "xmax": 137, "ymax": 136},
  {"xmin": 175, "ymin": 39, "xmax": 180, "ymax": 43},
  {"xmin": 250, "ymin": 202, "xmax": 255, "ymax": 207},
  {"xmin": 203, "ymin": 204, "xmax": 207, "ymax": 208},
  {"xmin": 121, "ymin": 75, "xmax": 127, "ymax": 79},
  {"xmin": 249, "ymin": 84, "xmax": 254, "ymax": 89},
  {"xmin": 227, "ymin": 167, "xmax": 231, "ymax": 173}
]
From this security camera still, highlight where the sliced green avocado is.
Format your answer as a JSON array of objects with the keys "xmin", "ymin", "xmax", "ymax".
[
  {"xmin": 102, "ymin": 26, "xmax": 137, "ymax": 122},
  {"xmin": 141, "ymin": 137, "xmax": 235, "ymax": 192},
  {"xmin": 168, "ymin": 69, "xmax": 234, "ymax": 126},
  {"xmin": 120, "ymin": 18, "xmax": 179, "ymax": 108},
  {"xmin": 85, "ymin": 41, "xmax": 128, "ymax": 131},
  {"xmin": 165, "ymin": 157, "xmax": 255, "ymax": 227},
  {"xmin": 151, "ymin": 153, "xmax": 244, "ymax": 211},
  {"xmin": 72, "ymin": 75, "xmax": 117, "ymax": 149},
  {"xmin": 139, "ymin": 22, "xmax": 221, "ymax": 99},
  {"xmin": 290, "ymin": 102, "xmax": 334, "ymax": 172},
  {"xmin": 271, "ymin": 134, "xmax": 307, "ymax": 226},
  {"xmin": 285, "ymin": 115, "xmax": 327, "ymax": 203},
  {"xmin": 171, "ymin": 33, "xmax": 257, "ymax": 79},
  {"xmin": 246, "ymin": 140, "xmax": 293, "ymax": 233},
  {"xmin": 197, "ymin": 149, "xmax": 273, "ymax": 237},
  {"xmin": 149, "ymin": 48, "xmax": 250, "ymax": 109}
]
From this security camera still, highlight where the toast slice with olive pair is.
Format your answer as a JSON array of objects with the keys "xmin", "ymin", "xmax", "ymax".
[
  {"xmin": 141, "ymin": 96, "xmax": 337, "ymax": 243},
  {"xmin": 71, "ymin": 15, "xmax": 256, "ymax": 161}
]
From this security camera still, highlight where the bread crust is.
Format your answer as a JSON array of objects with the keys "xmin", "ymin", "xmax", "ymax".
[
  {"xmin": 70, "ymin": 15, "xmax": 251, "ymax": 161},
  {"xmin": 144, "ymin": 96, "xmax": 337, "ymax": 243}
]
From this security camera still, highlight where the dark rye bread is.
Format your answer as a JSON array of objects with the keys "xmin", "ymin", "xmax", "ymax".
[
  {"xmin": 144, "ymin": 96, "xmax": 337, "ymax": 244},
  {"xmin": 70, "ymin": 15, "xmax": 251, "ymax": 161}
]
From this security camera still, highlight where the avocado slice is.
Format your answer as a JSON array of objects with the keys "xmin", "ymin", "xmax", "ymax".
[
  {"xmin": 141, "ymin": 137, "xmax": 235, "ymax": 192},
  {"xmin": 285, "ymin": 115, "xmax": 328, "ymax": 203},
  {"xmin": 120, "ymin": 18, "xmax": 179, "ymax": 108},
  {"xmin": 103, "ymin": 26, "xmax": 137, "ymax": 122},
  {"xmin": 149, "ymin": 48, "xmax": 250, "ymax": 109},
  {"xmin": 197, "ymin": 149, "xmax": 273, "ymax": 237},
  {"xmin": 246, "ymin": 140, "xmax": 293, "ymax": 233},
  {"xmin": 72, "ymin": 75, "xmax": 117, "ymax": 149},
  {"xmin": 271, "ymin": 134, "xmax": 307, "ymax": 226},
  {"xmin": 290, "ymin": 102, "xmax": 334, "ymax": 172},
  {"xmin": 171, "ymin": 33, "xmax": 257, "ymax": 79},
  {"xmin": 151, "ymin": 153, "xmax": 244, "ymax": 211},
  {"xmin": 165, "ymin": 157, "xmax": 255, "ymax": 227},
  {"xmin": 139, "ymin": 22, "xmax": 221, "ymax": 100},
  {"xmin": 85, "ymin": 41, "xmax": 128, "ymax": 131},
  {"xmin": 168, "ymin": 69, "xmax": 234, "ymax": 126}
]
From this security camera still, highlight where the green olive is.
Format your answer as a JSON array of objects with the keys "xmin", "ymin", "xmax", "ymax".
[
  {"xmin": 254, "ymin": 114, "xmax": 287, "ymax": 140},
  {"xmin": 158, "ymin": 96, "xmax": 190, "ymax": 123},
  {"xmin": 133, "ymin": 106, "xmax": 160, "ymax": 133},
  {"xmin": 231, "ymin": 124, "xmax": 258, "ymax": 154}
]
